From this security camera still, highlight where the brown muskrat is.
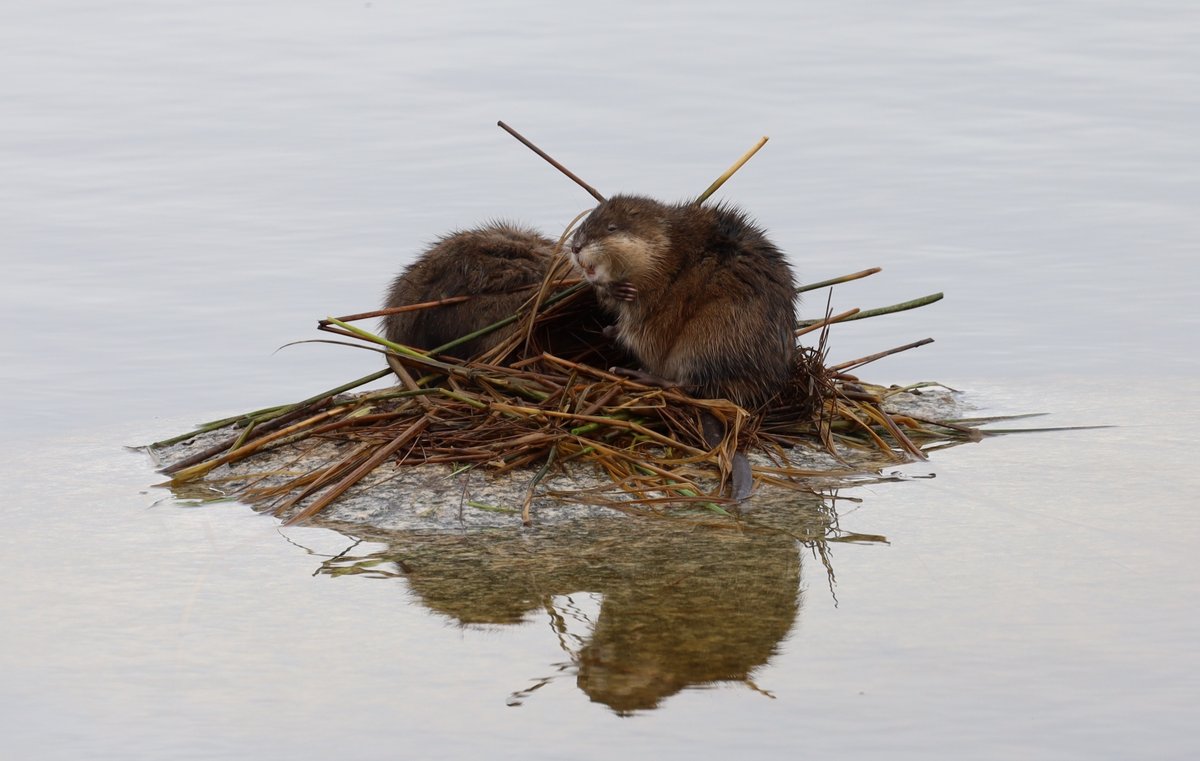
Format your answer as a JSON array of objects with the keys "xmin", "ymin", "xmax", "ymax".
[
  {"xmin": 382, "ymin": 222, "xmax": 555, "ymax": 360},
  {"xmin": 569, "ymin": 195, "xmax": 799, "ymax": 499},
  {"xmin": 569, "ymin": 195, "xmax": 798, "ymax": 407}
]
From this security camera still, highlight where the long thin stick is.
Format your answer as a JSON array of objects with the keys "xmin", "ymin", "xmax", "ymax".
[
  {"xmin": 497, "ymin": 121, "xmax": 606, "ymax": 202},
  {"xmin": 517, "ymin": 210, "xmax": 594, "ymax": 354},
  {"xmin": 246, "ymin": 369, "xmax": 393, "ymax": 433},
  {"xmin": 829, "ymin": 337, "xmax": 935, "ymax": 373},
  {"xmin": 796, "ymin": 293, "xmax": 943, "ymax": 328},
  {"xmin": 147, "ymin": 404, "xmax": 296, "ymax": 448},
  {"xmin": 326, "ymin": 297, "xmax": 474, "ymax": 324},
  {"xmin": 429, "ymin": 281, "xmax": 588, "ymax": 357},
  {"xmin": 151, "ymin": 369, "xmax": 391, "ymax": 452},
  {"xmin": 798, "ymin": 267, "xmax": 882, "ymax": 294},
  {"xmin": 168, "ymin": 405, "xmax": 354, "ymax": 483},
  {"xmin": 161, "ymin": 397, "xmax": 335, "ymax": 475},
  {"xmin": 795, "ymin": 308, "xmax": 860, "ymax": 337},
  {"xmin": 326, "ymin": 282, "xmax": 582, "ymax": 327},
  {"xmin": 696, "ymin": 136, "xmax": 769, "ymax": 204}
]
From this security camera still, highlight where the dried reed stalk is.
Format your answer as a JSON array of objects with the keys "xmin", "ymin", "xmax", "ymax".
[{"xmin": 697, "ymin": 137, "xmax": 769, "ymax": 204}]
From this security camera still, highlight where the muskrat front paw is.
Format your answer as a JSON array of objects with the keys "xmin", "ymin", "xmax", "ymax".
[{"xmin": 613, "ymin": 282, "xmax": 638, "ymax": 302}]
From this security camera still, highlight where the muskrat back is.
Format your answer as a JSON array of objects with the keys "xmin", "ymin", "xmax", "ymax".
[{"xmin": 383, "ymin": 223, "xmax": 554, "ymax": 359}]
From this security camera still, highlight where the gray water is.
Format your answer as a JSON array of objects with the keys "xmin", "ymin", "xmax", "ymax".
[{"xmin": 2, "ymin": 1, "xmax": 1198, "ymax": 758}]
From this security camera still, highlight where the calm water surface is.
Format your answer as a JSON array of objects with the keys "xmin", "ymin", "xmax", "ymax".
[{"xmin": 2, "ymin": 1, "xmax": 1198, "ymax": 759}]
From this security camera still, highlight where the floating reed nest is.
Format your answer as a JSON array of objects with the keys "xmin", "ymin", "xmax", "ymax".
[
  {"xmin": 150, "ymin": 253, "xmax": 979, "ymax": 526},
  {"xmin": 148, "ymin": 127, "xmax": 987, "ymax": 525}
]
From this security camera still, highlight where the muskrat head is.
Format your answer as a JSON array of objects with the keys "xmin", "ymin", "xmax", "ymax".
[{"xmin": 569, "ymin": 195, "xmax": 670, "ymax": 288}]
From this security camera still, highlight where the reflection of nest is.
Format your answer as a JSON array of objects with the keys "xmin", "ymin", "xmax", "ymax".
[
  {"xmin": 150, "ymin": 258, "xmax": 979, "ymax": 525},
  {"xmin": 314, "ymin": 507, "xmax": 838, "ymax": 714}
]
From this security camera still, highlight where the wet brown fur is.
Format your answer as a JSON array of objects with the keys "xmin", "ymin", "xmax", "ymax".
[
  {"xmin": 383, "ymin": 223, "xmax": 554, "ymax": 359},
  {"xmin": 570, "ymin": 195, "xmax": 798, "ymax": 409}
]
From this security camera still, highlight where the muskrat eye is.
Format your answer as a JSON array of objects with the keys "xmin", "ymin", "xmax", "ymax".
[{"xmin": 606, "ymin": 223, "xmax": 618, "ymax": 232}]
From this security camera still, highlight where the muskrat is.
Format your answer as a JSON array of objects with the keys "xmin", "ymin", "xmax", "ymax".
[
  {"xmin": 569, "ymin": 195, "xmax": 799, "ymax": 498},
  {"xmin": 569, "ymin": 195, "xmax": 798, "ymax": 406},
  {"xmin": 382, "ymin": 222, "xmax": 555, "ymax": 360}
]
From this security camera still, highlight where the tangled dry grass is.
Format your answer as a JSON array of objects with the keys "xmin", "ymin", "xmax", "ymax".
[{"xmin": 151, "ymin": 253, "xmax": 974, "ymax": 526}]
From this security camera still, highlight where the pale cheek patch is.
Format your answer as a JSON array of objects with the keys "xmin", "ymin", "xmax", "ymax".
[{"xmin": 575, "ymin": 243, "xmax": 613, "ymax": 284}]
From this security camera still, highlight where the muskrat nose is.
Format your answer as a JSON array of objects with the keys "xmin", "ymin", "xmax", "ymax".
[{"xmin": 571, "ymin": 241, "xmax": 582, "ymax": 255}]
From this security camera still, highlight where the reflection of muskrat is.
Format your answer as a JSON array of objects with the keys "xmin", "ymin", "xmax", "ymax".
[
  {"xmin": 569, "ymin": 195, "xmax": 798, "ymax": 407},
  {"xmin": 382, "ymin": 223, "xmax": 554, "ymax": 360},
  {"xmin": 569, "ymin": 195, "xmax": 798, "ymax": 500}
]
